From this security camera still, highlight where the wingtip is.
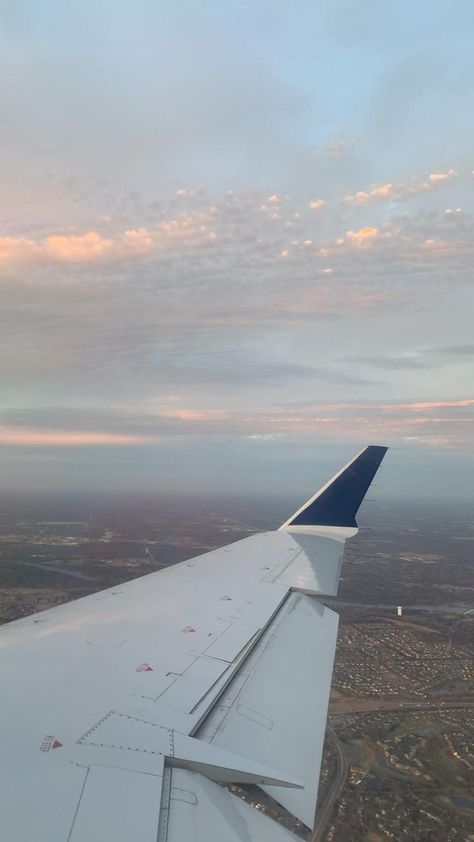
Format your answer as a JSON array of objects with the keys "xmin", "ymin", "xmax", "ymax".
[
  {"xmin": 362, "ymin": 443, "xmax": 388, "ymax": 455},
  {"xmin": 282, "ymin": 444, "xmax": 388, "ymax": 529}
]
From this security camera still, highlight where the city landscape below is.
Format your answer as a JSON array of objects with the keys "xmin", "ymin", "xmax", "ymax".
[{"xmin": 0, "ymin": 491, "xmax": 472, "ymax": 840}]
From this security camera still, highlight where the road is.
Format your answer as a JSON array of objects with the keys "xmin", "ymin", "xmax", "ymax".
[
  {"xmin": 322, "ymin": 600, "xmax": 474, "ymax": 616},
  {"xmin": 328, "ymin": 697, "xmax": 474, "ymax": 714},
  {"xmin": 16, "ymin": 559, "xmax": 96, "ymax": 581},
  {"xmin": 312, "ymin": 725, "xmax": 348, "ymax": 842}
]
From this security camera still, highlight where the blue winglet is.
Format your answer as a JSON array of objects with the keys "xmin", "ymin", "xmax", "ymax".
[{"xmin": 284, "ymin": 445, "xmax": 388, "ymax": 529}]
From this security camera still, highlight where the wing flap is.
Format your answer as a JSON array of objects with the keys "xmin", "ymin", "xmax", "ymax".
[
  {"xmin": 166, "ymin": 769, "xmax": 297, "ymax": 842},
  {"xmin": 195, "ymin": 592, "xmax": 339, "ymax": 829}
]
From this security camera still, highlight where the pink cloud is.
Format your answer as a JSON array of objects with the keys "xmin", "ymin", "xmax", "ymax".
[
  {"xmin": 260, "ymin": 398, "xmax": 474, "ymax": 450},
  {"xmin": 344, "ymin": 168, "xmax": 458, "ymax": 206},
  {"xmin": 162, "ymin": 408, "xmax": 229, "ymax": 422},
  {"xmin": 44, "ymin": 232, "xmax": 114, "ymax": 262},
  {"xmin": 346, "ymin": 226, "xmax": 379, "ymax": 245},
  {"xmin": 0, "ymin": 237, "xmax": 39, "ymax": 261},
  {"xmin": 0, "ymin": 428, "xmax": 151, "ymax": 446},
  {"xmin": 384, "ymin": 399, "xmax": 474, "ymax": 412},
  {"xmin": 0, "ymin": 209, "xmax": 219, "ymax": 266},
  {"xmin": 1, "ymin": 396, "xmax": 472, "ymax": 452},
  {"xmin": 122, "ymin": 228, "xmax": 155, "ymax": 253}
]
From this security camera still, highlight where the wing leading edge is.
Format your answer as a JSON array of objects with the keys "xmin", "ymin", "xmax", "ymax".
[{"xmin": 0, "ymin": 445, "xmax": 387, "ymax": 842}]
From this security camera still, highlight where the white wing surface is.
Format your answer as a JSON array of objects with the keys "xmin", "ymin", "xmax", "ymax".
[{"xmin": 0, "ymin": 445, "xmax": 387, "ymax": 841}]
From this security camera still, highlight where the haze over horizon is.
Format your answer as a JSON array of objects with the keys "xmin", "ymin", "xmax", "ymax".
[{"xmin": 1, "ymin": 2, "xmax": 473, "ymax": 500}]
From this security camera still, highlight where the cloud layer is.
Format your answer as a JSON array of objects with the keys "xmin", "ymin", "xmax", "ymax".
[{"xmin": 0, "ymin": 2, "xmax": 473, "ymax": 495}]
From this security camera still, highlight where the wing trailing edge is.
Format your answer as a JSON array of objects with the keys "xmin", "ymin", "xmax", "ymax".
[{"xmin": 281, "ymin": 444, "xmax": 388, "ymax": 529}]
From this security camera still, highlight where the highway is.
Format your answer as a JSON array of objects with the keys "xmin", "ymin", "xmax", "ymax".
[
  {"xmin": 312, "ymin": 725, "xmax": 348, "ymax": 842},
  {"xmin": 328, "ymin": 697, "xmax": 474, "ymax": 714}
]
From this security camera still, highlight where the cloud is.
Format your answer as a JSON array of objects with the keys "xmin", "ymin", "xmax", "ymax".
[
  {"xmin": 439, "ymin": 344, "xmax": 474, "ymax": 356},
  {"xmin": 277, "ymin": 397, "xmax": 474, "ymax": 415},
  {"xmin": 0, "ymin": 230, "xmax": 115, "ymax": 264},
  {"xmin": 0, "ymin": 428, "xmax": 150, "ymax": 446},
  {"xmin": 0, "ymin": 4, "xmax": 472, "ymax": 494},
  {"xmin": 342, "ymin": 344, "xmax": 474, "ymax": 371},
  {"xmin": 0, "ymin": 395, "xmax": 472, "ymax": 455},
  {"xmin": 268, "ymin": 397, "xmax": 474, "ymax": 450},
  {"xmin": 0, "ymin": 237, "xmax": 38, "ymax": 261},
  {"xmin": 312, "ymin": 139, "xmax": 346, "ymax": 157},
  {"xmin": 428, "ymin": 170, "xmax": 456, "ymax": 183},
  {"xmin": 346, "ymin": 226, "xmax": 379, "ymax": 245},
  {"xmin": 44, "ymin": 232, "xmax": 115, "ymax": 262},
  {"xmin": 176, "ymin": 188, "xmax": 203, "ymax": 198},
  {"xmin": 0, "ymin": 196, "xmax": 471, "ymax": 421},
  {"xmin": 0, "ymin": 209, "xmax": 221, "ymax": 265},
  {"xmin": 314, "ymin": 211, "xmax": 474, "ymax": 280},
  {"xmin": 0, "ymin": 191, "xmax": 472, "ymax": 472},
  {"xmin": 394, "ymin": 399, "xmax": 474, "ymax": 411},
  {"xmin": 343, "ymin": 168, "xmax": 458, "ymax": 206}
]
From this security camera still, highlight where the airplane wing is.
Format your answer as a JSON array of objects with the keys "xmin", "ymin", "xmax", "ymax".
[{"xmin": 0, "ymin": 445, "xmax": 387, "ymax": 841}]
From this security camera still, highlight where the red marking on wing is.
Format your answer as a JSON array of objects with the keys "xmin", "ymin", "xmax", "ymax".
[{"xmin": 40, "ymin": 735, "xmax": 63, "ymax": 752}]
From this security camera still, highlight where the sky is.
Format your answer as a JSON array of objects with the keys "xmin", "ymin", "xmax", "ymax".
[{"xmin": 0, "ymin": 0, "xmax": 473, "ymax": 501}]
